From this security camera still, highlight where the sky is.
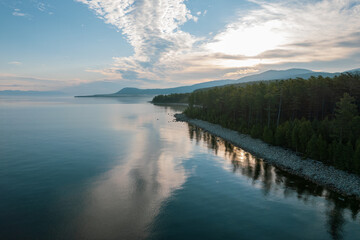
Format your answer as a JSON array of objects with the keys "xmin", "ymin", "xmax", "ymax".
[{"xmin": 1, "ymin": 0, "xmax": 360, "ymax": 91}]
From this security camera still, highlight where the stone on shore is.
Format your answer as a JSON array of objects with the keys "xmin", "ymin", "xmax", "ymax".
[{"xmin": 175, "ymin": 113, "xmax": 360, "ymax": 199}]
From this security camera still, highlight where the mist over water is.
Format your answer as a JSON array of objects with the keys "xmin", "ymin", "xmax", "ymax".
[{"xmin": 0, "ymin": 96, "xmax": 359, "ymax": 240}]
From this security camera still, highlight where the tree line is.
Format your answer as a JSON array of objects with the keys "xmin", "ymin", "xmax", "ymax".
[
  {"xmin": 167, "ymin": 74, "xmax": 360, "ymax": 174},
  {"xmin": 152, "ymin": 93, "xmax": 190, "ymax": 104}
]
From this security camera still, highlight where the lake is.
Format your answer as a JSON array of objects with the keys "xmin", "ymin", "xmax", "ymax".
[{"xmin": 1, "ymin": 96, "xmax": 360, "ymax": 240}]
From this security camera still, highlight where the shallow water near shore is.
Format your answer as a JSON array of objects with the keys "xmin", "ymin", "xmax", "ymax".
[{"xmin": 1, "ymin": 96, "xmax": 360, "ymax": 240}]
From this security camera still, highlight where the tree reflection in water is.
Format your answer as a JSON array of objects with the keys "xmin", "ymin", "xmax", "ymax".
[{"xmin": 187, "ymin": 124, "xmax": 360, "ymax": 240}]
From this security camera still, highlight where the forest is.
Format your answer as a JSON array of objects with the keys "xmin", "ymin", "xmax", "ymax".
[
  {"xmin": 152, "ymin": 93, "xmax": 190, "ymax": 103},
  {"xmin": 154, "ymin": 74, "xmax": 360, "ymax": 174}
]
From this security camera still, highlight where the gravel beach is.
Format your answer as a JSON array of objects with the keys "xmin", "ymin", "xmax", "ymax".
[{"xmin": 175, "ymin": 113, "xmax": 360, "ymax": 199}]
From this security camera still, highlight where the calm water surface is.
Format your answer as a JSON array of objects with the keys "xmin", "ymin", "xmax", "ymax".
[{"xmin": 1, "ymin": 96, "xmax": 360, "ymax": 240}]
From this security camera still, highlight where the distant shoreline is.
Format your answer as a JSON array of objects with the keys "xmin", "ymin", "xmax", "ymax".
[
  {"xmin": 175, "ymin": 113, "xmax": 360, "ymax": 200},
  {"xmin": 74, "ymin": 94, "xmax": 154, "ymax": 98},
  {"xmin": 151, "ymin": 102, "xmax": 188, "ymax": 106}
]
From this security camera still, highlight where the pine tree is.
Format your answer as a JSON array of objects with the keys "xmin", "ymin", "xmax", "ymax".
[
  {"xmin": 263, "ymin": 126, "xmax": 274, "ymax": 144},
  {"xmin": 291, "ymin": 121, "xmax": 300, "ymax": 152},
  {"xmin": 334, "ymin": 93, "xmax": 358, "ymax": 143},
  {"xmin": 306, "ymin": 134, "xmax": 318, "ymax": 159},
  {"xmin": 275, "ymin": 125, "xmax": 286, "ymax": 146},
  {"xmin": 353, "ymin": 141, "xmax": 360, "ymax": 174},
  {"xmin": 298, "ymin": 120, "xmax": 314, "ymax": 152},
  {"xmin": 317, "ymin": 135, "xmax": 328, "ymax": 163},
  {"xmin": 250, "ymin": 124, "xmax": 263, "ymax": 138},
  {"xmin": 343, "ymin": 141, "xmax": 354, "ymax": 171},
  {"xmin": 334, "ymin": 142, "xmax": 345, "ymax": 170}
]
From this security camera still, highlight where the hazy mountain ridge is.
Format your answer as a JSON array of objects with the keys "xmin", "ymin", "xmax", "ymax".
[
  {"xmin": 82, "ymin": 68, "xmax": 346, "ymax": 97},
  {"xmin": 60, "ymin": 81, "xmax": 126, "ymax": 95},
  {"xmin": 3, "ymin": 68, "xmax": 359, "ymax": 96},
  {"xmin": 0, "ymin": 90, "xmax": 65, "ymax": 96},
  {"xmin": 115, "ymin": 79, "xmax": 235, "ymax": 95}
]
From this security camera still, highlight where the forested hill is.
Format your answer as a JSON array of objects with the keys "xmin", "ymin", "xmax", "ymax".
[
  {"xmin": 183, "ymin": 74, "xmax": 360, "ymax": 175},
  {"xmin": 118, "ymin": 68, "xmax": 324, "ymax": 95},
  {"xmin": 116, "ymin": 79, "xmax": 235, "ymax": 95},
  {"xmin": 152, "ymin": 93, "xmax": 190, "ymax": 104},
  {"xmin": 76, "ymin": 68, "xmax": 359, "ymax": 97}
]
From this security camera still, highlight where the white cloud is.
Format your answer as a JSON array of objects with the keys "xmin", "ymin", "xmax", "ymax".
[
  {"xmin": 77, "ymin": 1, "xmax": 197, "ymax": 69},
  {"xmin": 206, "ymin": 0, "xmax": 360, "ymax": 69},
  {"xmin": 224, "ymin": 68, "xmax": 259, "ymax": 78},
  {"xmin": 12, "ymin": 12, "xmax": 25, "ymax": 17},
  {"xmin": 77, "ymin": 0, "xmax": 360, "ymax": 87},
  {"xmin": 76, "ymin": 0, "xmax": 212, "ymax": 86},
  {"xmin": 8, "ymin": 61, "xmax": 22, "ymax": 65},
  {"xmin": 37, "ymin": 2, "xmax": 46, "ymax": 12},
  {"xmin": 12, "ymin": 8, "xmax": 30, "ymax": 18},
  {"xmin": 12, "ymin": 12, "xmax": 25, "ymax": 16}
]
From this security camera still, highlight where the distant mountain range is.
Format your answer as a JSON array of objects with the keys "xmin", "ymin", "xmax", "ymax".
[
  {"xmin": 60, "ymin": 81, "xmax": 126, "ymax": 95},
  {"xmin": 2, "ymin": 68, "xmax": 359, "ymax": 97},
  {"xmin": 0, "ymin": 90, "xmax": 65, "ymax": 96},
  {"xmin": 77, "ymin": 68, "xmax": 359, "ymax": 97},
  {"xmin": 0, "ymin": 82, "xmax": 126, "ymax": 96}
]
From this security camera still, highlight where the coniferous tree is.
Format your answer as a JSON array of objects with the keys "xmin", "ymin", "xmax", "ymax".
[
  {"xmin": 275, "ymin": 124, "xmax": 286, "ymax": 146},
  {"xmin": 179, "ymin": 74, "xmax": 360, "ymax": 174},
  {"xmin": 291, "ymin": 120, "xmax": 301, "ymax": 152},
  {"xmin": 343, "ymin": 141, "xmax": 354, "ymax": 170},
  {"xmin": 306, "ymin": 134, "xmax": 318, "ymax": 159},
  {"xmin": 317, "ymin": 135, "xmax": 328, "ymax": 163},
  {"xmin": 263, "ymin": 126, "xmax": 274, "ymax": 144},
  {"xmin": 334, "ymin": 93, "xmax": 358, "ymax": 143},
  {"xmin": 353, "ymin": 140, "xmax": 360, "ymax": 174},
  {"xmin": 298, "ymin": 120, "xmax": 313, "ymax": 152}
]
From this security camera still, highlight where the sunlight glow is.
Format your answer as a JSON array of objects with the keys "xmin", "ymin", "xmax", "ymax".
[
  {"xmin": 207, "ymin": 20, "xmax": 286, "ymax": 57},
  {"xmin": 213, "ymin": 59, "xmax": 262, "ymax": 68}
]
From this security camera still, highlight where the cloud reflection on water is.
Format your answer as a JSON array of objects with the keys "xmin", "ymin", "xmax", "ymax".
[{"xmin": 73, "ymin": 105, "xmax": 190, "ymax": 239}]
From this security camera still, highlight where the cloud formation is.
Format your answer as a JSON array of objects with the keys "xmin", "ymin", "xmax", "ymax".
[
  {"xmin": 12, "ymin": 8, "xmax": 31, "ymax": 18},
  {"xmin": 77, "ymin": 0, "xmax": 200, "ymax": 84},
  {"xmin": 8, "ymin": 61, "xmax": 22, "ymax": 65},
  {"xmin": 77, "ymin": 0, "xmax": 360, "ymax": 85},
  {"xmin": 206, "ymin": 0, "xmax": 360, "ymax": 73}
]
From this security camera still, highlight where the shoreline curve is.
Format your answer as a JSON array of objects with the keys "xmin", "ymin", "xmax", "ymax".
[{"xmin": 175, "ymin": 113, "xmax": 360, "ymax": 200}]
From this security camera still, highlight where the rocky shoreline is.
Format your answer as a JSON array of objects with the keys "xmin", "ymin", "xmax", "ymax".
[{"xmin": 175, "ymin": 113, "xmax": 360, "ymax": 199}]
